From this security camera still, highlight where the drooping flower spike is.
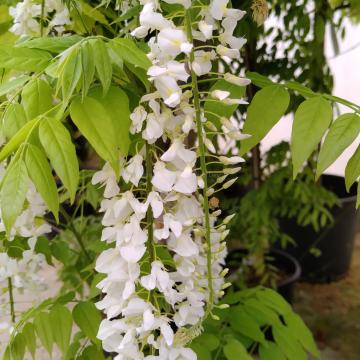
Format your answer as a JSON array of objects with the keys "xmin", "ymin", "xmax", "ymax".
[{"xmin": 94, "ymin": 0, "xmax": 249, "ymax": 357}]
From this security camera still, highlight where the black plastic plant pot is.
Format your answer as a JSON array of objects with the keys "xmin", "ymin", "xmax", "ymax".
[
  {"xmin": 280, "ymin": 174, "xmax": 360, "ymax": 283},
  {"xmin": 225, "ymin": 248, "xmax": 301, "ymax": 304}
]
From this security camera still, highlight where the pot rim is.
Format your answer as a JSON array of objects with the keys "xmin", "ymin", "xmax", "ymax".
[{"xmin": 226, "ymin": 248, "xmax": 302, "ymax": 287}]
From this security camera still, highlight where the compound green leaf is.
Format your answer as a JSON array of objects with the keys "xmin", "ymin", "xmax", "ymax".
[
  {"xmin": 240, "ymin": 85, "xmax": 290, "ymax": 156},
  {"xmin": 0, "ymin": 46, "xmax": 52, "ymax": 71},
  {"xmin": 2, "ymin": 103, "xmax": 28, "ymax": 139},
  {"xmin": 49, "ymin": 304, "xmax": 73, "ymax": 355},
  {"xmin": 0, "ymin": 118, "xmax": 39, "ymax": 162},
  {"xmin": 223, "ymin": 339, "xmax": 252, "ymax": 360},
  {"xmin": 90, "ymin": 39, "xmax": 112, "ymax": 95},
  {"xmin": 259, "ymin": 341, "xmax": 286, "ymax": 360},
  {"xmin": 70, "ymin": 95, "xmax": 119, "ymax": 173},
  {"xmin": 345, "ymin": 145, "xmax": 360, "ymax": 191},
  {"xmin": 272, "ymin": 324, "xmax": 307, "ymax": 360},
  {"xmin": 292, "ymin": 96, "xmax": 332, "ymax": 178},
  {"xmin": 72, "ymin": 301, "xmax": 101, "ymax": 346},
  {"xmin": 230, "ymin": 307, "xmax": 265, "ymax": 344},
  {"xmin": 16, "ymin": 35, "xmax": 82, "ymax": 53},
  {"xmin": 22, "ymin": 323, "xmax": 36, "ymax": 359},
  {"xmin": 316, "ymin": 113, "xmax": 360, "ymax": 179},
  {"xmin": 0, "ymin": 75, "xmax": 30, "ymax": 97},
  {"xmin": 80, "ymin": 41, "xmax": 95, "ymax": 100},
  {"xmin": 21, "ymin": 78, "xmax": 53, "ymax": 120},
  {"xmin": 109, "ymin": 38, "xmax": 151, "ymax": 70},
  {"xmin": 11, "ymin": 333, "xmax": 26, "ymax": 360},
  {"xmin": 25, "ymin": 144, "xmax": 59, "ymax": 221},
  {"xmin": 88, "ymin": 86, "xmax": 130, "ymax": 155},
  {"xmin": 284, "ymin": 312, "xmax": 320, "ymax": 358},
  {"xmin": 39, "ymin": 118, "xmax": 79, "ymax": 203},
  {"xmin": 0, "ymin": 159, "xmax": 29, "ymax": 233},
  {"xmin": 34, "ymin": 312, "xmax": 53, "ymax": 356},
  {"xmin": 190, "ymin": 343, "xmax": 212, "ymax": 360}
]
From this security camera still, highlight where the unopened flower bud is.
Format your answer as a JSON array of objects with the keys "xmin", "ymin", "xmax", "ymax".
[
  {"xmin": 224, "ymin": 214, "xmax": 235, "ymax": 224},
  {"xmin": 223, "ymin": 98, "xmax": 248, "ymax": 106},
  {"xmin": 221, "ymin": 229, "xmax": 230, "ymax": 241},
  {"xmin": 218, "ymin": 225, "xmax": 226, "ymax": 232},
  {"xmin": 217, "ymin": 304, "xmax": 230, "ymax": 309},
  {"xmin": 211, "ymin": 314, "xmax": 220, "ymax": 321},
  {"xmin": 205, "ymin": 121, "xmax": 218, "ymax": 132},
  {"xmin": 224, "ymin": 73, "xmax": 251, "ymax": 86},
  {"xmin": 219, "ymin": 156, "xmax": 245, "ymax": 165},
  {"xmin": 220, "ymin": 268, "xmax": 229, "ymax": 277},
  {"xmin": 204, "ymin": 138, "xmax": 216, "ymax": 153},
  {"xmin": 206, "ymin": 188, "xmax": 215, "ymax": 196},
  {"xmin": 209, "ymin": 197, "xmax": 219, "ymax": 209},
  {"xmin": 222, "ymin": 177, "xmax": 238, "ymax": 189},
  {"xmin": 220, "ymin": 117, "xmax": 237, "ymax": 131},
  {"xmin": 222, "ymin": 282, "xmax": 232, "ymax": 289},
  {"xmin": 224, "ymin": 166, "xmax": 242, "ymax": 174},
  {"xmin": 212, "ymin": 209, "xmax": 222, "ymax": 217},
  {"xmin": 216, "ymin": 174, "xmax": 228, "ymax": 184},
  {"xmin": 218, "ymin": 290, "xmax": 225, "ymax": 297}
]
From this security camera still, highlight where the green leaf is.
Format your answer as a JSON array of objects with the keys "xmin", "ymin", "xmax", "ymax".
[
  {"xmin": 190, "ymin": 343, "xmax": 212, "ymax": 360},
  {"xmin": 230, "ymin": 307, "xmax": 265, "ymax": 344},
  {"xmin": 0, "ymin": 46, "xmax": 52, "ymax": 71},
  {"xmin": 2, "ymin": 103, "xmax": 28, "ymax": 140},
  {"xmin": 70, "ymin": 95, "xmax": 119, "ymax": 173},
  {"xmin": 79, "ymin": 0, "xmax": 108, "ymax": 24},
  {"xmin": 243, "ymin": 298, "xmax": 280, "ymax": 326},
  {"xmin": 205, "ymin": 79, "xmax": 246, "ymax": 129},
  {"xmin": 16, "ymin": 35, "xmax": 83, "ymax": 53},
  {"xmin": 245, "ymin": 71, "xmax": 274, "ymax": 88},
  {"xmin": 25, "ymin": 144, "xmax": 59, "ymax": 220},
  {"xmin": 223, "ymin": 339, "xmax": 252, "ymax": 360},
  {"xmin": 56, "ymin": 46, "xmax": 82, "ymax": 102},
  {"xmin": 109, "ymin": 38, "xmax": 151, "ymax": 70},
  {"xmin": 78, "ymin": 345, "xmax": 105, "ymax": 360},
  {"xmin": 316, "ymin": 113, "xmax": 360, "ymax": 179},
  {"xmin": 88, "ymin": 86, "xmax": 130, "ymax": 155},
  {"xmin": 345, "ymin": 145, "xmax": 360, "ymax": 191},
  {"xmin": 72, "ymin": 301, "xmax": 102, "ymax": 346},
  {"xmin": 284, "ymin": 312, "xmax": 320, "ymax": 358},
  {"xmin": 90, "ymin": 39, "xmax": 112, "ymax": 95},
  {"xmin": 50, "ymin": 304, "xmax": 73, "ymax": 355},
  {"xmin": 34, "ymin": 312, "xmax": 53, "ymax": 356},
  {"xmin": 291, "ymin": 96, "xmax": 333, "ymax": 178},
  {"xmin": 259, "ymin": 342, "xmax": 286, "ymax": 360},
  {"xmin": 34, "ymin": 236, "xmax": 53, "ymax": 265},
  {"xmin": 21, "ymin": 78, "xmax": 53, "ymax": 120},
  {"xmin": 195, "ymin": 333, "xmax": 220, "ymax": 351},
  {"xmin": 285, "ymin": 81, "xmax": 316, "ymax": 99},
  {"xmin": 0, "ymin": 159, "xmax": 29, "ymax": 233},
  {"xmin": 11, "ymin": 333, "xmax": 26, "ymax": 360},
  {"xmin": 240, "ymin": 85, "xmax": 290, "ymax": 156},
  {"xmin": 0, "ymin": 118, "xmax": 39, "ymax": 162},
  {"xmin": 22, "ymin": 323, "xmax": 36, "ymax": 359},
  {"xmin": 255, "ymin": 288, "xmax": 292, "ymax": 315},
  {"xmin": 272, "ymin": 323, "xmax": 307, "ymax": 360},
  {"xmin": 0, "ymin": 75, "xmax": 30, "ymax": 97},
  {"xmin": 80, "ymin": 41, "xmax": 95, "ymax": 100},
  {"xmin": 39, "ymin": 118, "xmax": 79, "ymax": 203}
]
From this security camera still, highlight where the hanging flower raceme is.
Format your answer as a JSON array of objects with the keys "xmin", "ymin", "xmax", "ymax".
[{"xmin": 94, "ymin": 0, "xmax": 250, "ymax": 358}]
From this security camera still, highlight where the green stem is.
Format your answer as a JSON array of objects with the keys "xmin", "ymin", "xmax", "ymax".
[
  {"xmin": 40, "ymin": 0, "xmax": 45, "ymax": 36},
  {"xmin": 146, "ymin": 142, "xmax": 155, "ymax": 265},
  {"xmin": 185, "ymin": 9, "xmax": 214, "ymax": 318},
  {"xmin": 8, "ymin": 277, "xmax": 15, "ymax": 323},
  {"xmin": 59, "ymin": 206, "xmax": 92, "ymax": 262}
]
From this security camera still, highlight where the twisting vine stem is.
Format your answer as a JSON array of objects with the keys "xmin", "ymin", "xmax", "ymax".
[
  {"xmin": 8, "ymin": 277, "xmax": 15, "ymax": 323},
  {"xmin": 185, "ymin": 9, "xmax": 214, "ymax": 318}
]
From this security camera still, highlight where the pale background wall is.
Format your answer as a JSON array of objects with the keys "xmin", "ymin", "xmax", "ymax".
[{"xmin": 261, "ymin": 20, "xmax": 360, "ymax": 177}]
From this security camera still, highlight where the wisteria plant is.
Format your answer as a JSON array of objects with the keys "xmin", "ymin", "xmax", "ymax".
[{"xmin": 0, "ymin": 0, "xmax": 359, "ymax": 359}]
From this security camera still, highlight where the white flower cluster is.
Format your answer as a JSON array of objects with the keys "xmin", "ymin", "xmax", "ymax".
[
  {"xmin": 0, "ymin": 184, "xmax": 51, "ymax": 334},
  {"xmin": 9, "ymin": 0, "xmax": 71, "ymax": 36},
  {"xmin": 94, "ymin": 0, "xmax": 249, "ymax": 358}
]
